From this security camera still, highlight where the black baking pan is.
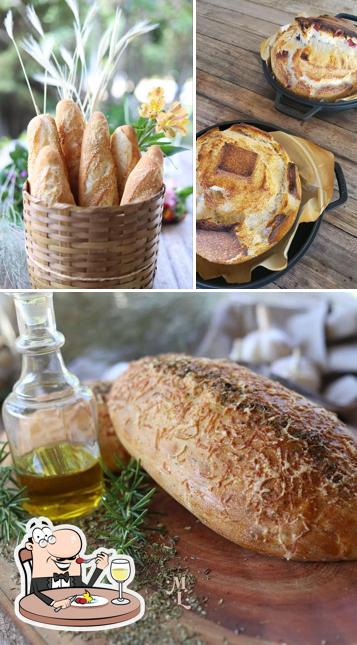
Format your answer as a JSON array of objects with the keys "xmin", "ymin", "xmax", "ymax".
[
  {"xmin": 261, "ymin": 13, "xmax": 357, "ymax": 121},
  {"xmin": 196, "ymin": 120, "xmax": 348, "ymax": 290}
]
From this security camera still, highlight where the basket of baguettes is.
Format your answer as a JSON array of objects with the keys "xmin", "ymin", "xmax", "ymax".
[{"xmin": 24, "ymin": 100, "xmax": 165, "ymax": 289}]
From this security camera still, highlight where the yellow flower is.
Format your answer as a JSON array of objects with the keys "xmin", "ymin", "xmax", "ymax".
[
  {"xmin": 139, "ymin": 87, "xmax": 166, "ymax": 119},
  {"xmin": 155, "ymin": 101, "xmax": 189, "ymax": 138}
]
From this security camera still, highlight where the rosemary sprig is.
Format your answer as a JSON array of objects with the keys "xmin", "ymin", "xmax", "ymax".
[
  {"xmin": 0, "ymin": 441, "xmax": 28, "ymax": 543},
  {"xmin": 101, "ymin": 458, "xmax": 156, "ymax": 560}
]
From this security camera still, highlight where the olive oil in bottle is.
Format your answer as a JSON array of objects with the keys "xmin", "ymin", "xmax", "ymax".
[
  {"xmin": 15, "ymin": 442, "xmax": 103, "ymax": 521},
  {"xmin": 2, "ymin": 293, "xmax": 103, "ymax": 521}
]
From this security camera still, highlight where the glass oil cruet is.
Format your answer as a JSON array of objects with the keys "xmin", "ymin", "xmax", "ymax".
[{"xmin": 2, "ymin": 292, "xmax": 104, "ymax": 521}]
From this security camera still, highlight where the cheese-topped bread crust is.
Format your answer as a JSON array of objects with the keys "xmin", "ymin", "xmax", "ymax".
[
  {"xmin": 196, "ymin": 124, "xmax": 301, "ymax": 264},
  {"xmin": 270, "ymin": 15, "xmax": 357, "ymax": 101},
  {"xmin": 108, "ymin": 354, "xmax": 357, "ymax": 561}
]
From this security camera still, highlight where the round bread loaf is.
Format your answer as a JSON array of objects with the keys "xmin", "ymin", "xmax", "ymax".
[
  {"xmin": 270, "ymin": 15, "xmax": 357, "ymax": 101},
  {"xmin": 108, "ymin": 354, "xmax": 357, "ymax": 561},
  {"xmin": 196, "ymin": 125, "xmax": 301, "ymax": 264}
]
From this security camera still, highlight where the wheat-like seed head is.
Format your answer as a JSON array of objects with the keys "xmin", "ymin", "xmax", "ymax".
[
  {"xmin": 7, "ymin": 3, "xmax": 157, "ymax": 119},
  {"xmin": 25, "ymin": 5, "xmax": 44, "ymax": 37},
  {"xmin": 4, "ymin": 11, "xmax": 14, "ymax": 39}
]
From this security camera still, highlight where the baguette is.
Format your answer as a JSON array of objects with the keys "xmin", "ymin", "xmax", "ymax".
[
  {"xmin": 110, "ymin": 125, "xmax": 141, "ymax": 200},
  {"xmin": 108, "ymin": 354, "xmax": 357, "ymax": 561},
  {"xmin": 120, "ymin": 145, "xmax": 163, "ymax": 205},
  {"xmin": 30, "ymin": 145, "xmax": 75, "ymax": 206},
  {"xmin": 55, "ymin": 99, "xmax": 85, "ymax": 202},
  {"xmin": 78, "ymin": 111, "xmax": 119, "ymax": 207},
  {"xmin": 27, "ymin": 114, "xmax": 63, "ymax": 186},
  {"xmin": 146, "ymin": 144, "xmax": 164, "ymax": 168}
]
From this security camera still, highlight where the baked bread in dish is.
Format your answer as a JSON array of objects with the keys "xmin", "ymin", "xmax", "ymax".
[
  {"xmin": 196, "ymin": 124, "xmax": 301, "ymax": 264},
  {"xmin": 270, "ymin": 15, "xmax": 357, "ymax": 101},
  {"xmin": 108, "ymin": 354, "xmax": 357, "ymax": 561}
]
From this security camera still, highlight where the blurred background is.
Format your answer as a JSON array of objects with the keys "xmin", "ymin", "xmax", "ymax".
[
  {"xmin": 0, "ymin": 291, "xmax": 357, "ymax": 428},
  {"xmin": 0, "ymin": 0, "xmax": 192, "ymax": 140}
]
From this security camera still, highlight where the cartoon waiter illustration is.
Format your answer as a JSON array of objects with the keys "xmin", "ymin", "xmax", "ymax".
[
  {"xmin": 14, "ymin": 517, "xmax": 145, "ymax": 631},
  {"xmin": 19, "ymin": 517, "xmax": 110, "ymax": 610}
]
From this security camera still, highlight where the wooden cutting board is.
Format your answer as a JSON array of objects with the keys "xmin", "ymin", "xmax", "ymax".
[
  {"xmin": 0, "ymin": 487, "xmax": 356, "ymax": 645},
  {"xmin": 154, "ymin": 491, "xmax": 357, "ymax": 645}
]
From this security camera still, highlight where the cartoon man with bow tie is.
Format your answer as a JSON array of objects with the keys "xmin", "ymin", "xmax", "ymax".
[{"xmin": 19, "ymin": 517, "xmax": 110, "ymax": 611}]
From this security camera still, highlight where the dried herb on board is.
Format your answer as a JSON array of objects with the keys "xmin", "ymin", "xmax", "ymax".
[
  {"xmin": 76, "ymin": 516, "xmax": 207, "ymax": 645},
  {"xmin": 0, "ymin": 441, "xmax": 28, "ymax": 542},
  {"xmin": 76, "ymin": 459, "xmax": 208, "ymax": 644},
  {"xmin": 0, "ymin": 454, "xmax": 207, "ymax": 644}
]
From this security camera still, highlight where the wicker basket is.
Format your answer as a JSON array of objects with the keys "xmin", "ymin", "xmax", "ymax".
[{"xmin": 23, "ymin": 182, "xmax": 165, "ymax": 289}]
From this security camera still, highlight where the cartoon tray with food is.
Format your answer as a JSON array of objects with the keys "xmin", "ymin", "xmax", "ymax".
[{"xmin": 18, "ymin": 586, "xmax": 141, "ymax": 629}]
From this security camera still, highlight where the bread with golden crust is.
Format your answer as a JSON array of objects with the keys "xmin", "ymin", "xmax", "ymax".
[
  {"xmin": 27, "ymin": 114, "xmax": 64, "ymax": 186},
  {"xmin": 110, "ymin": 125, "xmax": 141, "ymax": 200},
  {"xmin": 78, "ymin": 111, "xmax": 119, "ymax": 207},
  {"xmin": 196, "ymin": 125, "xmax": 301, "ymax": 264},
  {"xmin": 270, "ymin": 15, "xmax": 357, "ymax": 101},
  {"xmin": 30, "ymin": 145, "xmax": 75, "ymax": 206},
  {"xmin": 56, "ymin": 99, "xmax": 85, "ymax": 202},
  {"xmin": 120, "ymin": 145, "xmax": 163, "ymax": 205},
  {"xmin": 108, "ymin": 354, "xmax": 357, "ymax": 561},
  {"xmin": 89, "ymin": 380, "xmax": 128, "ymax": 472}
]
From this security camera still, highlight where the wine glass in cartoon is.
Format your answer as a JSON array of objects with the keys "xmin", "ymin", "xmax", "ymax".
[{"xmin": 110, "ymin": 558, "xmax": 131, "ymax": 605}]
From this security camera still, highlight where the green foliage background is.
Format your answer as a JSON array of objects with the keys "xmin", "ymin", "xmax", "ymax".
[{"xmin": 0, "ymin": 0, "xmax": 192, "ymax": 138}]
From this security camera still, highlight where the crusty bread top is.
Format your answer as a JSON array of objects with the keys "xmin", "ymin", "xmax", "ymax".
[
  {"xmin": 109, "ymin": 354, "xmax": 357, "ymax": 560},
  {"xmin": 30, "ymin": 145, "xmax": 75, "ymax": 206},
  {"xmin": 110, "ymin": 125, "xmax": 141, "ymax": 199},
  {"xmin": 270, "ymin": 15, "xmax": 357, "ymax": 100},
  {"xmin": 55, "ymin": 99, "xmax": 85, "ymax": 201},
  {"xmin": 27, "ymin": 114, "xmax": 63, "ymax": 185},
  {"xmin": 146, "ymin": 145, "xmax": 164, "ymax": 167},
  {"xmin": 120, "ymin": 145, "xmax": 163, "ymax": 205},
  {"xmin": 196, "ymin": 125, "xmax": 301, "ymax": 264},
  {"xmin": 78, "ymin": 111, "xmax": 119, "ymax": 207},
  {"xmin": 296, "ymin": 15, "xmax": 357, "ymax": 40}
]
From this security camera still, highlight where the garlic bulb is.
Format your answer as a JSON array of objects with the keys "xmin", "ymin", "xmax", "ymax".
[
  {"xmin": 270, "ymin": 349, "xmax": 321, "ymax": 392},
  {"xmin": 229, "ymin": 303, "xmax": 293, "ymax": 364},
  {"xmin": 324, "ymin": 375, "xmax": 357, "ymax": 407},
  {"xmin": 326, "ymin": 305, "xmax": 357, "ymax": 341},
  {"xmin": 235, "ymin": 328, "xmax": 293, "ymax": 363}
]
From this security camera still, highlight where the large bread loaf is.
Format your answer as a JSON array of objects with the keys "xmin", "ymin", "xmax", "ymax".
[
  {"xmin": 108, "ymin": 354, "xmax": 357, "ymax": 561},
  {"xmin": 196, "ymin": 125, "xmax": 301, "ymax": 264},
  {"xmin": 270, "ymin": 15, "xmax": 357, "ymax": 101}
]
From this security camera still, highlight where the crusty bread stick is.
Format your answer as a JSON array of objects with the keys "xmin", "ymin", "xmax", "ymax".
[
  {"xmin": 110, "ymin": 125, "xmax": 141, "ymax": 200},
  {"xmin": 120, "ymin": 145, "xmax": 163, "ymax": 205},
  {"xmin": 55, "ymin": 99, "xmax": 85, "ymax": 202},
  {"xmin": 31, "ymin": 145, "xmax": 75, "ymax": 206},
  {"xmin": 27, "ymin": 114, "xmax": 63, "ymax": 186},
  {"xmin": 78, "ymin": 111, "xmax": 119, "ymax": 207}
]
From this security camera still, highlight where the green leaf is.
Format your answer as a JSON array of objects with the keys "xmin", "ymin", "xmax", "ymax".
[
  {"xmin": 176, "ymin": 186, "xmax": 193, "ymax": 199},
  {"xmin": 140, "ymin": 132, "xmax": 169, "ymax": 144},
  {"xmin": 132, "ymin": 116, "xmax": 148, "ymax": 131},
  {"xmin": 158, "ymin": 144, "xmax": 188, "ymax": 156}
]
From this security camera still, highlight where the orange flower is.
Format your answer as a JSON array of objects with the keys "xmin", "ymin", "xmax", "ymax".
[
  {"xmin": 139, "ymin": 87, "xmax": 166, "ymax": 119},
  {"xmin": 155, "ymin": 101, "xmax": 189, "ymax": 138}
]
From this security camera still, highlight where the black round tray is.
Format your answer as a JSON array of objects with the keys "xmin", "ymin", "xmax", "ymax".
[
  {"xmin": 196, "ymin": 120, "xmax": 348, "ymax": 290},
  {"xmin": 262, "ymin": 13, "xmax": 357, "ymax": 121}
]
